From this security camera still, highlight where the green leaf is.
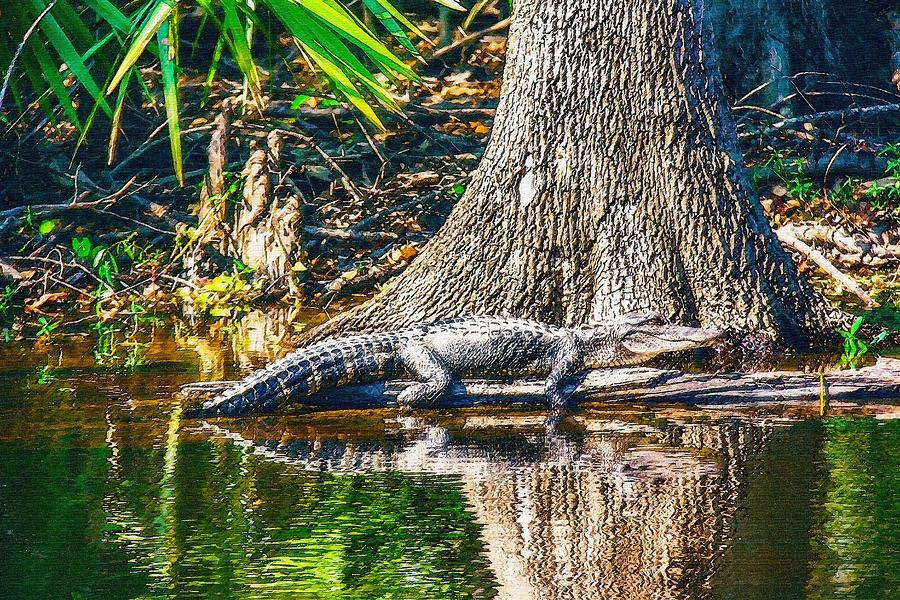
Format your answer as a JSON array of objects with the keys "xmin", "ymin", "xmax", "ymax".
[
  {"xmin": 157, "ymin": 18, "xmax": 184, "ymax": 186},
  {"xmin": 107, "ymin": 0, "xmax": 174, "ymax": 94},
  {"xmin": 361, "ymin": 0, "xmax": 424, "ymax": 61},
  {"xmin": 273, "ymin": 0, "xmax": 415, "ymax": 79},
  {"xmin": 290, "ymin": 94, "xmax": 313, "ymax": 109},
  {"xmin": 298, "ymin": 39, "xmax": 383, "ymax": 127},
  {"xmin": 300, "ymin": 15, "xmax": 401, "ymax": 109},
  {"xmin": 73, "ymin": 237, "xmax": 92, "ymax": 259},
  {"xmin": 200, "ymin": 36, "xmax": 225, "ymax": 108},
  {"xmin": 463, "ymin": 0, "xmax": 493, "ymax": 29},
  {"xmin": 27, "ymin": 33, "xmax": 82, "ymax": 129},
  {"xmin": 84, "ymin": 0, "xmax": 132, "ymax": 33},
  {"xmin": 365, "ymin": 0, "xmax": 430, "ymax": 43},
  {"xmin": 220, "ymin": 0, "xmax": 263, "ymax": 105},
  {"xmin": 107, "ymin": 68, "xmax": 133, "ymax": 164},
  {"xmin": 38, "ymin": 220, "xmax": 57, "ymax": 235},
  {"xmin": 93, "ymin": 247, "xmax": 106, "ymax": 268},
  {"xmin": 27, "ymin": 0, "xmax": 112, "ymax": 117},
  {"xmin": 850, "ymin": 316, "xmax": 864, "ymax": 336},
  {"xmin": 432, "ymin": 0, "xmax": 466, "ymax": 10}
]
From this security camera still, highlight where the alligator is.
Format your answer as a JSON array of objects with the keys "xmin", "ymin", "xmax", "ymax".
[{"xmin": 190, "ymin": 312, "xmax": 722, "ymax": 416}]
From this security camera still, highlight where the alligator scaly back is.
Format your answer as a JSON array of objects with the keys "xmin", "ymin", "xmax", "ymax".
[{"xmin": 202, "ymin": 330, "xmax": 410, "ymax": 415}]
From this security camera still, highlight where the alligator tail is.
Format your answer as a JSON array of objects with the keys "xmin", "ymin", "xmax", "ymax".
[{"xmin": 198, "ymin": 331, "xmax": 404, "ymax": 415}]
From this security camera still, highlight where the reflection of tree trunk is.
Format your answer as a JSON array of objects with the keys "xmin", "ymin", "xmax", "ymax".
[
  {"xmin": 176, "ymin": 307, "xmax": 295, "ymax": 378},
  {"xmin": 309, "ymin": 0, "xmax": 831, "ymax": 348},
  {"xmin": 460, "ymin": 422, "xmax": 772, "ymax": 600},
  {"xmin": 212, "ymin": 417, "xmax": 775, "ymax": 600}
]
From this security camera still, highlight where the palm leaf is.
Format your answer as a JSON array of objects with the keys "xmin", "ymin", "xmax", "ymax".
[
  {"xmin": 107, "ymin": 67, "xmax": 133, "ymax": 163},
  {"xmin": 432, "ymin": 0, "xmax": 466, "ymax": 10},
  {"xmin": 27, "ymin": 31, "xmax": 82, "ymax": 128},
  {"xmin": 463, "ymin": 0, "xmax": 493, "ymax": 30},
  {"xmin": 27, "ymin": 0, "xmax": 113, "ymax": 117},
  {"xmin": 221, "ymin": 0, "xmax": 263, "ymax": 106},
  {"xmin": 157, "ymin": 18, "xmax": 184, "ymax": 185},
  {"xmin": 297, "ymin": 40, "xmax": 383, "ymax": 127},
  {"xmin": 107, "ymin": 0, "xmax": 174, "ymax": 94},
  {"xmin": 83, "ymin": 0, "xmax": 132, "ymax": 34},
  {"xmin": 361, "ymin": 0, "xmax": 425, "ymax": 62}
]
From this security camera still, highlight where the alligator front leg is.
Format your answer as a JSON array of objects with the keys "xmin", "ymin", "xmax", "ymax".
[
  {"xmin": 544, "ymin": 355, "xmax": 580, "ymax": 409},
  {"xmin": 396, "ymin": 343, "xmax": 454, "ymax": 407}
]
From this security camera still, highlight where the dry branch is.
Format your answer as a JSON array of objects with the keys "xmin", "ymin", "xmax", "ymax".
[
  {"xmin": 431, "ymin": 17, "xmax": 511, "ymax": 59},
  {"xmin": 775, "ymin": 224, "xmax": 878, "ymax": 306}
]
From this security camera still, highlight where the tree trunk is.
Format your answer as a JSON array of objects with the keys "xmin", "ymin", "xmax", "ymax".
[{"xmin": 309, "ymin": 0, "xmax": 832, "ymax": 347}]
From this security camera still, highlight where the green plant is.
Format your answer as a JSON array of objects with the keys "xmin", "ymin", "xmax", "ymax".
[
  {"xmin": 828, "ymin": 177, "xmax": 860, "ymax": 207},
  {"xmin": 755, "ymin": 151, "xmax": 817, "ymax": 203},
  {"xmin": 0, "ymin": 284, "xmax": 16, "ymax": 318},
  {"xmin": 91, "ymin": 301, "xmax": 155, "ymax": 370},
  {"xmin": 35, "ymin": 316, "xmax": 60, "ymax": 339},
  {"xmin": 33, "ymin": 364, "xmax": 56, "ymax": 386},
  {"xmin": 72, "ymin": 236, "xmax": 120, "ymax": 290},
  {"xmin": 2, "ymin": 0, "xmax": 464, "ymax": 184},
  {"xmin": 786, "ymin": 175, "xmax": 816, "ymax": 203},
  {"xmin": 880, "ymin": 143, "xmax": 900, "ymax": 179},
  {"xmin": 837, "ymin": 316, "xmax": 887, "ymax": 369}
]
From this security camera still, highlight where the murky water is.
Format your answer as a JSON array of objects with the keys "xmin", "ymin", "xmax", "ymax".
[{"xmin": 0, "ymin": 323, "xmax": 898, "ymax": 599}]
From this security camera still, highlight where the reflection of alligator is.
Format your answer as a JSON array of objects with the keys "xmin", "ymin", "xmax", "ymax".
[{"xmin": 191, "ymin": 312, "xmax": 722, "ymax": 416}]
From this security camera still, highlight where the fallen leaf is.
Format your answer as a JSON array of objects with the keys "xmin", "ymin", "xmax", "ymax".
[{"xmin": 25, "ymin": 292, "xmax": 68, "ymax": 312}]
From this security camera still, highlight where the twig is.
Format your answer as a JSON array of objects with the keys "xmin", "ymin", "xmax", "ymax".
[
  {"xmin": 303, "ymin": 225, "xmax": 397, "ymax": 242},
  {"xmin": 822, "ymin": 143, "xmax": 849, "ymax": 188},
  {"xmin": 157, "ymin": 272, "xmax": 199, "ymax": 290},
  {"xmin": 431, "ymin": 17, "xmax": 511, "ymax": 59},
  {"xmin": 353, "ymin": 116, "xmax": 387, "ymax": 188},
  {"xmin": 0, "ymin": 197, "xmax": 119, "ymax": 221},
  {"xmin": 753, "ymin": 103, "xmax": 900, "ymax": 135},
  {"xmin": 8, "ymin": 254, "xmax": 119, "ymax": 295},
  {"xmin": 351, "ymin": 188, "xmax": 451, "ymax": 234},
  {"xmin": 0, "ymin": 0, "xmax": 59, "ymax": 111},
  {"xmin": 108, "ymin": 124, "xmax": 213, "ymax": 177},
  {"xmin": 0, "ymin": 258, "xmax": 23, "ymax": 280},
  {"xmin": 277, "ymin": 128, "xmax": 368, "ymax": 206}
]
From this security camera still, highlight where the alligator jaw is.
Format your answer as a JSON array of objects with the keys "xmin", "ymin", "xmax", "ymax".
[{"xmin": 621, "ymin": 323, "xmax": 723, "ymax": 360}]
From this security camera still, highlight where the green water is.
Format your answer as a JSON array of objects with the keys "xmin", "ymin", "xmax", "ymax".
[{"xmin": 0, "ymin": 331, "xmax": 898, "ymax": 600}]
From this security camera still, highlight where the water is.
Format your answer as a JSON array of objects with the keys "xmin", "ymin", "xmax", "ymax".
[{"xmin": 0, "ymin": 326, "xmax": 898, "ymax": 599}]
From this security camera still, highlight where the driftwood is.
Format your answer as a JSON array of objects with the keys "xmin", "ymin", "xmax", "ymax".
[{"xmin": 183, "ymin": 359, "xmax": 900, "ymax": 412}]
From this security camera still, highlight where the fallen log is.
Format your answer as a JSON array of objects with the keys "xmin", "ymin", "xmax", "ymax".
[{"xmin": 182, "ymin": 359, "xmax": 900, "ymax": 412}]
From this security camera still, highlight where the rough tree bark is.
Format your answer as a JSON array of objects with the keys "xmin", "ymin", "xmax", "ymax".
[{"xmin": 309, "ymin": 0, "xmax": 833, "ymax": 348}]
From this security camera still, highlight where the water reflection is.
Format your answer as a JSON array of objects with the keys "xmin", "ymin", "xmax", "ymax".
[
  {"xmin": 207, "ymin": 414, "xmax": 778, "ymax": 600},
  {"xmin": 807, "ymin": 419, "xmax": 900, "ymax": 599}
]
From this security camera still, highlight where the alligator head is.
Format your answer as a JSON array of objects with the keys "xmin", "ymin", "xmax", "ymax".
[{"xmin": 580, "ymin": 311, "xmax": 723, "ymax": 368}]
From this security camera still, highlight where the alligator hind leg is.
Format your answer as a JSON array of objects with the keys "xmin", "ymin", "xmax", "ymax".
[{"xmin": 397, "ymin": 343, "xmax": 454, "ymax": 407}]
